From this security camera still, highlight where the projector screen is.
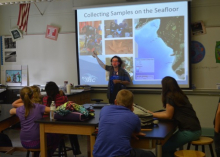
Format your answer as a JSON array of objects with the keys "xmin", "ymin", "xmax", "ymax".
[{"xmin": 75, "ymin": 1, "xmax": 190, "ymax": 88}]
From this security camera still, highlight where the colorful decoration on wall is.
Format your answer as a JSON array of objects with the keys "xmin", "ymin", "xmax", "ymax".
[
  {"xmin": 45, "ymin": 25, "xmax": 59, "ymax": 41},
  {"xmin": 191, "ymin": 41, "xmax": 205, "ymax": 64},
  {"xmin": 215, "ymin": 41, "xmax": 220, "ymax": 63}
]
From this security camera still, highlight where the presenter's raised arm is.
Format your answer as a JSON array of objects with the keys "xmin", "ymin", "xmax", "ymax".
[{"xmin": 92, "ymin": 51, "xmax": 106, "ymax": 69}]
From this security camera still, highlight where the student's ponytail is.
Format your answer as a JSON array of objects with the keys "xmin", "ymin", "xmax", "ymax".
[{"xmin": 20, "ymin": 87, "xmax": 34, "ymax": 119}]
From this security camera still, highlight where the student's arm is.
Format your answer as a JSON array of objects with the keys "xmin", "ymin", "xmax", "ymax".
[
  {"xmin": 12, "ymin": 98, "xmax": 23, "ymax": 108},
  {"xmin": 152, "ymin": 103, "xmax": 174, "ymax": 119},
  {"xmin": 59, "ymin": 90, "xmax": 65, "ymax": 96},
  {"xmin": 92, "ymin": 51, "xmax": 106, "ymax": 69},
  {"xmin": 44, "ymin": 106, "xmax": 50, "ymax": 113},
  {"xmin": 215, "ymin": 103, "xmax": 220, "ymax": 132},
  {"xmin": 9, "ymin": 108, "xmax": 16, "ymax": 115},
  {"xmin": 132, "ymin": 132, "xmax": 146, "ymax": 140},
  {"xmin": 131, "ymin": 116, "xmax": 145, "ymax": 140}
]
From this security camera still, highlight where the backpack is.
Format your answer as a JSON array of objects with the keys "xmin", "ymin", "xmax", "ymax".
[{"xmin": 133, "ymin": 104, "xmax": 154, "ymax": 127}]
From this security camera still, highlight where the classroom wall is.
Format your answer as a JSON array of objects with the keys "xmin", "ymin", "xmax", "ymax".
[{"xmin": 0, "ymin": 0, "xmax": 220, "ymax": 136}]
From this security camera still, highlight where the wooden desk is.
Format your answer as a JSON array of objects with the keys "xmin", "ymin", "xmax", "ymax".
[
  {"xmin": 36, "ymin": 105, "xmax": 176, "ymax": 157},
  {"xmin": 131, "ymin": 120, "xmax": 177, "ymax": 157},
  {"xmin": 35, "ymin": 109, "xmax": 100, "ymax": 157},
  {"xmin": 0, "ymin": 104, "xmax": 19, "ymax": 132}
]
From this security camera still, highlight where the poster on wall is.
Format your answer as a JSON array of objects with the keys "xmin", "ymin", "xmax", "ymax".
[
  {"xmin": 1, "ymin": 65, "xmax": 27, "ymax": 86},
  {"xmin": 3, "ymin": 37, "xmax": 17, "ymax": 63},
  {"xmin": 45, "ymin": 25, "xmax": 59, "ymax": 41},
  {"xmin": 215, "ymin": 41, "xmax": 220, "ymax": 63},
  {"xmin": 6, "ymin": 70, "xmax": 22, "ymax": 83},
  {"xmin": 191, "ymin": 41, "xmax": 205, "ymax": 64}
]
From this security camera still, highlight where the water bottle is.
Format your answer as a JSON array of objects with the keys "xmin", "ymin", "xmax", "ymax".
[{"xmin": 50, "ymin": 101, "xmax": 56, "ymax": 120}]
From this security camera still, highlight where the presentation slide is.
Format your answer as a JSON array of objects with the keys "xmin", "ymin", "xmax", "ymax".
[{"xmin": 76, "ymin": 1, "xmax": 190, "ymax": 88}]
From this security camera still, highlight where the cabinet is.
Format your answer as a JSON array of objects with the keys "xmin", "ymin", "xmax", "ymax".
[
  {"xmin": 5, "ymin": 89, "xmax": 20, "ymax": 104},
  {"xmin": 68, "ymin": 91, "xmax": 91, "ymax": 105}
]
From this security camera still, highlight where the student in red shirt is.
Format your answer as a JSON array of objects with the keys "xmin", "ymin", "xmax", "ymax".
[
  {"xmin": 43, "ymin": 81, "xmax": 81, "ymax": 155},
  {"xmin": 43, "ymin": 82, "xmax": 67, "ymax": 107}
]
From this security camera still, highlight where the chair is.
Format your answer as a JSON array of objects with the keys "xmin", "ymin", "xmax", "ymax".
[
  {"xmin": 26, "ymin": 141, "xmax": 67, "ymax": 157},
  {"xmin": 53, "ymin": 135, "xmax": 81, "ymax": 157},
  {"xmin": 53, "ymin": 138, "xmax": 67, "ymax": 157},
  {"xmin": 174, "ymin": 150, "xmax": 205, "ymax": 157},
  {"xmin": 26, "ymin": 148, "xmax": 40, "ymax": 157},
  {"xmin": 0, "ymin": 147, "xmax": 40, "ymax": 157},
  {"xmin": 187, "ymin": 136, "xmax": 214, "ymax": 157},
  {"xmin": 0, "ymin": 147, "xmax": 26, "ymax": 155}
]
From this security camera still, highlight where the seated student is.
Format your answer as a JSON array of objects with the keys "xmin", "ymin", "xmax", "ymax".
[
  {"xmin": 9, "ymin": 87, "xmax": 60, "ymax": 156},
  {"xmin": 93, "ymin": 89, "xmax": 155, "ymax": 157},
  {"xmin": 43, "ymin": 82, "xmax": 67, "ymax": 108},
  {"xmin": 12, "ymin": 85, "xmax": 42, "ymax": 108},
  {"xmin": 214, "ymin": 99, "xmax": 220, "ymax": 157},
  {"xmin": 42, "ymin": 81, "xmax": 81, "ymax": 155},
  {"xmin": 148, "ymin": 76, "xmax": 201, "ymax": 157}
]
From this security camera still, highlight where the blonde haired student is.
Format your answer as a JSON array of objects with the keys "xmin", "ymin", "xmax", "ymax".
[
  {"xmin": 12, "ymin": 85, "xmax": 42, "ymax": 108},
  {"xmin": 10, "ymin": 87, "xmax": 60, "ymax": 156},
  {"xmin": 93, "ymin": 89, "xmax": 155, "ymax": 157}
]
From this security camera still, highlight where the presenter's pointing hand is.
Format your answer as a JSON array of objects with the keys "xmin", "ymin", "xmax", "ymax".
[{"xmin": 92, "ymin": 51, "xmax": 97, "ymax": 58}]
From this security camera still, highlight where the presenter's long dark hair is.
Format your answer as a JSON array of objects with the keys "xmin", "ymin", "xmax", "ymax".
[
  {"xmin": 161, "ymin": 76, "xmax": 188, "ymax": 108},
  {"xmin": 45, "ymin": 81, "xmax": 59, "ymax": 107},
  {"xmin": 110, "ymin": 56, "xmax": 123, "ymax": 67}
]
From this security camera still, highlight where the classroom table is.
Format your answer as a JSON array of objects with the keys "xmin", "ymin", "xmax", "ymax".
[
  {"xmin": 35, "ymin": 105, "xmax": 176, "ymax": 157},
  {"xmin": 35, "ymin": 108, "xmax": 100, "ymax": 157},
  {"xmin": 131, "ymin": 120, "xmax": 177, "ymax": 157},
  {"xmin": 0, "ymin": 104, "xmax": 19, "ymax": 132}
]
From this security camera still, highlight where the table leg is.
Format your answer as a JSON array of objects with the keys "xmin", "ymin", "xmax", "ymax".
[
  {"xmin": 90, "ymin": 135, "xmax": 95, "ymax": 157},
  {"xmin": 156, "ymin": 140, "xmax": 162, "ymax": 157},
  {"xmin": 87, "ymin": 135, "xmax": 95, "ymax": 157},
  {"xmin": 40, "ymin": 124, "xmax": 47, "ymax": 157}
]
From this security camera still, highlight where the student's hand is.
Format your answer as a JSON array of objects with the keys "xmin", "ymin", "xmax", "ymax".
[
  {"xmin": 59, "ymin": 90, "xmax": 65, "ymax": 96},
  {"xmin": 12, "ymin": 98, "xmax": 24, "ymax": 108},
  {"xmin": 147, "ymin": 110, "xmax": 154, "ymax": 114},
  {"xmin": 92, "ymin": 51, "xmax": 97, "ymax": 58},
  {"xmin": 9, "ymin": 108, "xmax": 16, "ymax": 115},
  {"xmin": 132, "ymin": 132, "xmax": 146, "ymax": 140}
]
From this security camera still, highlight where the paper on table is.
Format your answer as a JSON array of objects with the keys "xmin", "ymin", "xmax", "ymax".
[{"xmin": 71, "ymin": 89, "xmax": 84, "ymax": 93}]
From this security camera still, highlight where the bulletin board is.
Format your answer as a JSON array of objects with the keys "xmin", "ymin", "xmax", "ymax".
[
  {"xmin": 1, "ymin": 33, "xmax": 78, "ymax": 87},
  {"xmin": 191, "ymin": 27, "xmax": 220, "ymax": 90}
]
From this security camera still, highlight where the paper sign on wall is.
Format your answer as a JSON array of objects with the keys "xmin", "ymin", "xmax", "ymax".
[{"xmin": 45, "ymin": 25, "xmax": 59, "ymax": 41}]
